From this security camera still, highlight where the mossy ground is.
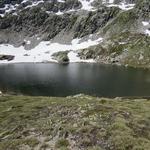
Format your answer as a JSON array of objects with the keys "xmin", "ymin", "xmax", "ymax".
[{"xmin": 0, "ymin": 95, "xmax": 150, "ymax": 150}]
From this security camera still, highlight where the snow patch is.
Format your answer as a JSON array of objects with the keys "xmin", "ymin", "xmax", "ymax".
[
  {"xmin": 68, "ymin": 51, "xmax": 81, "ymax": 62},
  {"xmin": 142, "ymin": 21, "xmax": 149, "ymax": 26},
  {"xmin": 55, "ymin": 10, "xmax": 64, "ymax": 15},
  {"xmin": 119, "ymin": 42, "xmax": 127, "ymax": 45},
  {"xmin": 37, "ymin": 37, "xmax": 40, "ymax": 40},
  {"xmin": 107, "ymin": 3, "xmax": 135, "ymax": 11},
  {"xmin": 139, "ymin": 54, "xmax": 144, "ymax": 60},
  {"xmin": 102, "ymin": 0, "xmax": 114, "ymax": 4},
  {"xmin": 24, "ymin": 40, "xmax": 31, "ymax": 45},
  {"xmin": 57, "ymin": 0, "xmax": 65, "ymax": 3},
  {"xmin": 142, "ymin": 21, "xmax": 150, "ymax": 36},
  {"xmin": 78, "ymin": 0, "xmax": 95, "ymax": 11},
  {"xmin": 25, "ymin": 0, "xmax": 44, "ymax": 9},
  {"xmin": 68, "ymin": 51, "xmax": 94, "ymax": 63},
  {"xmin": 145, "ymin": 29, "xmax": 150, "ymax": 36}
]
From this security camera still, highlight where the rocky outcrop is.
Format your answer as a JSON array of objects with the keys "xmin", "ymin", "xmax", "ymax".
[
  {"xmin": 0, "ymin": 54, "xmax": 15, "ymax": 61},
  {"xmin": 78, "ymin": 32, "xmax": 150, "ymax": 68},
  {"xmin": 52, "ymin": 51, "xmax": 69, "ymax": 64}
]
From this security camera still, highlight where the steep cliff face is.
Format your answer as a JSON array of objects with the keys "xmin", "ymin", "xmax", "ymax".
[{"xmin": 0, "ymin": 0, "xmax": 149, "ymax": 67}]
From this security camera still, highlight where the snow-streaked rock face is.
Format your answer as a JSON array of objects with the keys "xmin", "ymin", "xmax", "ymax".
[
  {"xmin": 0, "ymin": 0, "xmax": 136, "ymax": 17},
  {"xmin": 0, "ymin": 0, "xmax": 149, "ymax": 67},
  {"xmin": 102, "ymin": 0, "xmax": 135, "ymax": 11},
  {"xmin": 0, "ymin": 37, "xmax": 103, "ymax": 63}
]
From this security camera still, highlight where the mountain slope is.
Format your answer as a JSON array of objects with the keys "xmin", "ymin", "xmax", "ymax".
[{"xmin": 0, "ymin": 0, "xmax": 149, "ymax": 67}]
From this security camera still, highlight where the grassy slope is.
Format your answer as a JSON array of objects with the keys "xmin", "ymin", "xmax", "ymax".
[{"xmin": 0, "ymin": 95, "xmax": 150, "ymax": 150}]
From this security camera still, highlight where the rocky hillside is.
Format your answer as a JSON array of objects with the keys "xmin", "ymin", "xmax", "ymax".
[{"xmin": 0, "ymin": 0, "xmax": 149, "ymax": 67}]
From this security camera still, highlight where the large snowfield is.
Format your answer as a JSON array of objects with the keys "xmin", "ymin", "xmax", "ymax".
[{"xmin": 0, "ymin": 37, "xmax": 103, "ymax": 63}]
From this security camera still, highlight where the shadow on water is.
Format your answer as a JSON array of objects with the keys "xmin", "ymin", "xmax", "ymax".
[{"xmin": 0, "ymin": 63, "xmax": 150, "ymax": 97}]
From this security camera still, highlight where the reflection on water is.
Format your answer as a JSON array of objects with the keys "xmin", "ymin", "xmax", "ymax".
[{"xmin": 0, "ymin": 63, "xmax": 150, "ymax": 97}]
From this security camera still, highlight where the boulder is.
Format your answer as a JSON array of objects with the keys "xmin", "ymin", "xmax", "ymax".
[
  {"xmin": 52, "ymin": 51, "xmax": 69, "ymax": 64},
  {"xmin": 0, "ymin": 55, "xmax": 15, "ymax": 61}
]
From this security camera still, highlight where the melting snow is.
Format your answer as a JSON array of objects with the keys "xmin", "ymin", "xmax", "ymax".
[
  {"xmin": 102, "ymin": 0, "xmax": 135, "ymax": 11},
  {"xmin": 0, "ymin": 37, "xmax": 103, "ymax": 63}
]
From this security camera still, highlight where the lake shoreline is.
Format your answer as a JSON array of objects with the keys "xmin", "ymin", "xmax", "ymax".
[
  {"xmin": 0, "ymin": 61, "xmax": 149, "ymax": 70},
  {"xmin": 1, "ymin": 92, "xmax": 150, "ymax": 100}
]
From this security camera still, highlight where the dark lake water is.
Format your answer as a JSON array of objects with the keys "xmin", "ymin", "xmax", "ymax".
[{"xmin": 0, "ymin": 63, "xmax": 150, "ymax": 97}]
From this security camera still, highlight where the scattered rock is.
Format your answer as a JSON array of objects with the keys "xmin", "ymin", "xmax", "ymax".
[{"xmin": 24, "ymin": 54, "xmax": 30, "ymax": 56}]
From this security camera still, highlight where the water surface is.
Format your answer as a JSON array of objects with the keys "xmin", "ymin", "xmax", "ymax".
[{"xmin": 0, "ymin": 63, "xmax": 150, "ymax": 97}]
